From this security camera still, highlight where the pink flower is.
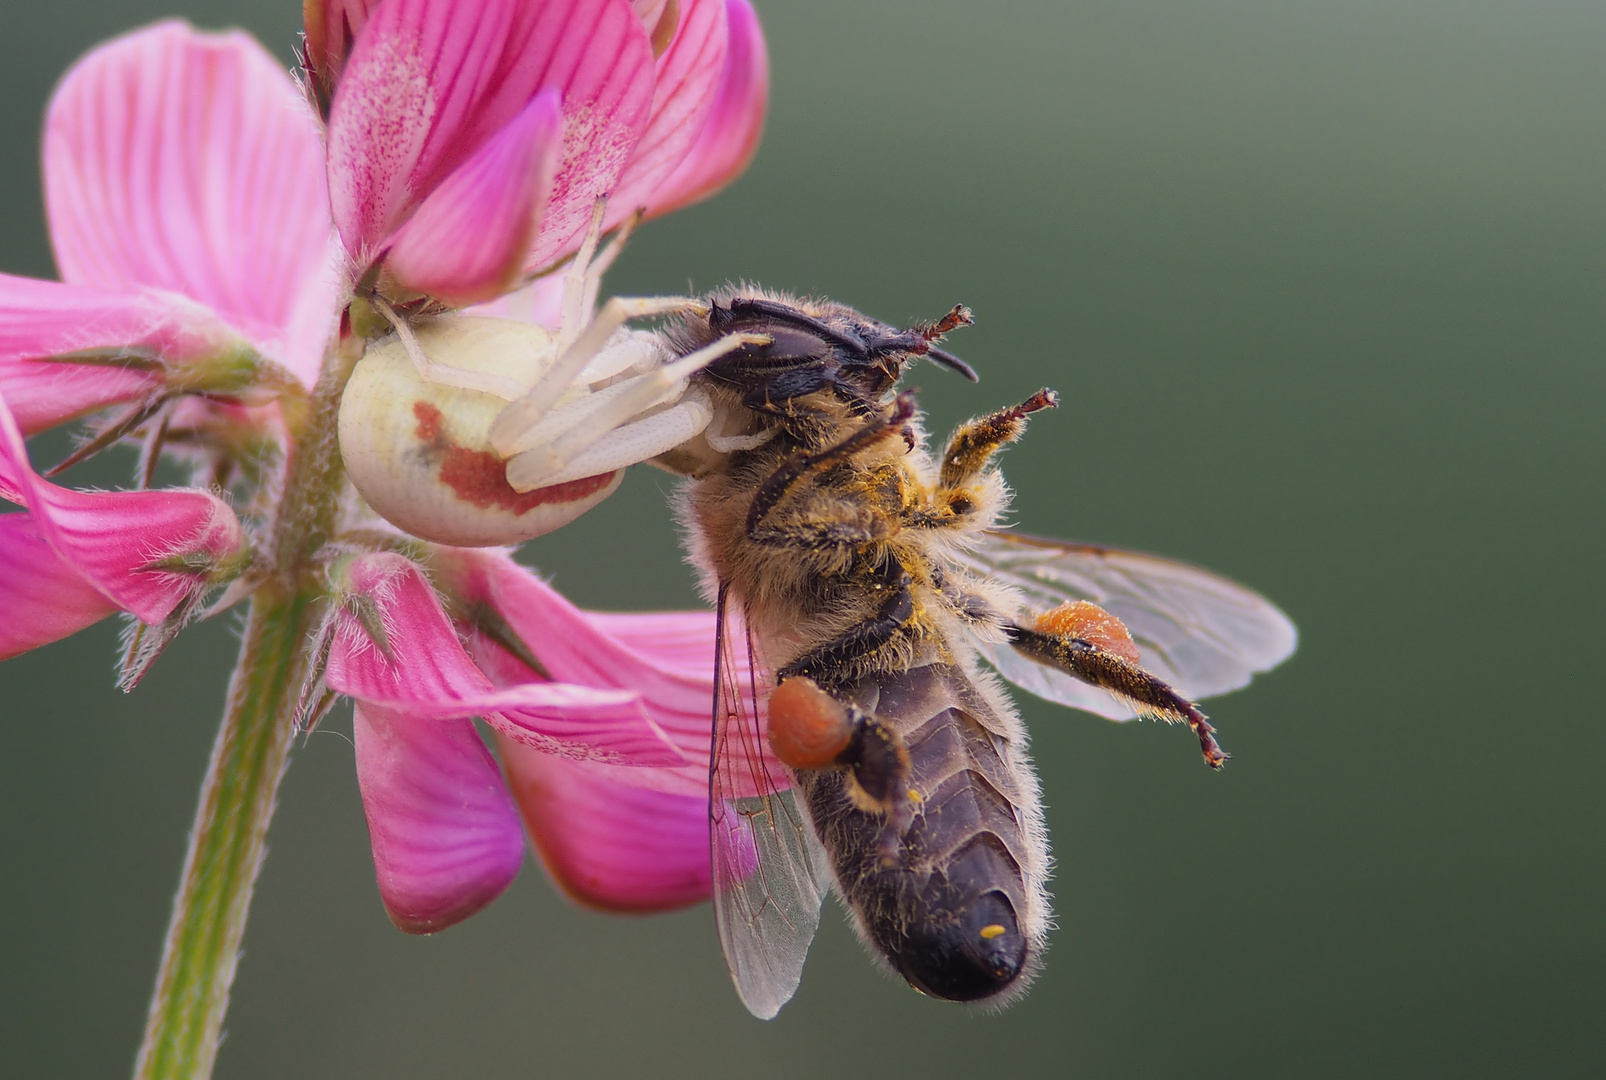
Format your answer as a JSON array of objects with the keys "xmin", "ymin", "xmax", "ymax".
[
  {"xmin": 0, "ymin": 23, "xmax": 323, "ymax": 671},
  {"xmin": 1, "ymin": 21, "xmax": 339, "ymax": 434},
  {"xmin": 321, "ymin": 548, "xmax": 765, "ymax": 929},
  {"xmin": 2, "ymin": 7, "xmax": 776, "ymax": 952},
  {"xmin": 322, "ymin": 0, "xmax": 770, "ymax": 306},
  {"xmin": 0, "ymin": 388, "xmax": 244, "ymax": 660}
]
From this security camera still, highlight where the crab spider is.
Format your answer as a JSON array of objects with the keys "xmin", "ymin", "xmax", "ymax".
[{"xmin": 338, "ymin": 203, "xmax": 766, "ymax": 547}]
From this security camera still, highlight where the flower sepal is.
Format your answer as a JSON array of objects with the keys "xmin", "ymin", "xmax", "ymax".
[{"xmin": 117, "ymin": 531, "xmax": 256, "ymax": 691}]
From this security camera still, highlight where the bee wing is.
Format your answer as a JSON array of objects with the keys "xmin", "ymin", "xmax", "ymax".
[
  {"xmin": 955, "ymin": 530, "xmax": 1297, "ymax": 720},
  {"xmin": 710, "ymin": 584, "xmax": 831, "ymax": 1020}
]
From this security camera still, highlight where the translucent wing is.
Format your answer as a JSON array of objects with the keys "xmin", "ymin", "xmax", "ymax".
[
  {"xmin": 709, "ymin": 583, "xmax": 831, "ymax": 1019},
  {"xmin": 954, "ymin": 530, "xmax": 1297, "ymax": 720}
]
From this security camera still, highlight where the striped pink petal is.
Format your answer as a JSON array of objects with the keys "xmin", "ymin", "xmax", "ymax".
[
  {"xmin": 498, "ymin": 739, "xmax": 712, "ymax": 911},
  {"xmin": 325, "ymin": 552, "xmax": 685, "ymax": 766},
  {"xmin": 434, "ymin": 547, "xmax": 781, "ymax": 799},
  {"xmin": 0, "ymin": 390, "xmax": 243, "ymax": 624},
  {"xmin": 354, "ymin": 701, "xmax": 525, "ymax": 933},
  {"xmin": 603, "ymin": 0, "xmax": 728, "ymax": 224},
  {"xmin": 435, "ymin": 549, "xmax": 714, "ymax": 760},
  {"xmin": 327, "ymin": 0, "xmax": 655, "ymax": 273},
  {"xmin": 384, "ymin": 90, "xmax": 564, "ymax": 307},
  {"xmin": 44, "ymin": 21, "xmax": 338, "ymax": 388},
  {"xmin": 647, "ymin": 0, "xmax": 768, "ymax": 218},
  {"xmin": 0, "ymin": 273, "xmax": 242, "ymax": 434},
  {"xmin": 0, "ymin": 514, "xmax": 119, "ymax": 659}
]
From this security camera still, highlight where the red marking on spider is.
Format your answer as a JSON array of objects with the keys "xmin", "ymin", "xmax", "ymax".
[{"xmin": 412, "ymin": 401, "xmax": 616, "ymax": 515}]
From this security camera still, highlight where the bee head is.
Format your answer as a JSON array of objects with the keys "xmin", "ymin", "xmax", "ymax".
[{"xmin": 692, "ymin": 295, "xmax": 978, "ymax": 411}]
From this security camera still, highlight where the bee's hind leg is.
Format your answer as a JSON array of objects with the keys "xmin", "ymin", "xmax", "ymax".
[
  {"xmin": 769, "ymin": 674, "xmax": 916, "ymax": 863},
  {"xmin": 1005, "ymin": 624, "xmax": 1229, "ymax": 769}
]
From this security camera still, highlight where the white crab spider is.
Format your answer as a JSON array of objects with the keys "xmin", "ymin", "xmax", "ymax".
[{"xmin": 338, "ymin": 205, "xmax": 762, "ymax": 547}]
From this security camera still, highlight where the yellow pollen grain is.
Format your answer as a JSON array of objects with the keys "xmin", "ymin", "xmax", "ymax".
[
  {"xmin": 979, "ymin": 924, "xmax": 1007, "ymax": 940},
  {"xmin": 907, "ymin": 788, "xmax": 923, "ymax": 803}
]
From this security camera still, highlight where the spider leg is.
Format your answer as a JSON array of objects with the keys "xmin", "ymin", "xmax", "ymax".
[
  {"xmin": 488, "ymin": 294, "xmax": 713, "ymax": 456},
  {"xmin": 502, "ymin": 332, "xmax": 770, "ymax": 490}
]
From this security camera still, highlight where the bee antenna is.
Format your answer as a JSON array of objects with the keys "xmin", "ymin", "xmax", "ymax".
[
  {"xmin": 925, "ymin": 346, "xmax": 979, "ymax": 382},
  {"xmin": 905, "ymin": 304, "xmax": 978, "ymax": 381}
]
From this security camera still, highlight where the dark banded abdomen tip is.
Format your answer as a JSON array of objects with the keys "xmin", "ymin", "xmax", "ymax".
[{"xmin": 893, "ymin": 890, "xmax": 1027, "ymax": 1002}]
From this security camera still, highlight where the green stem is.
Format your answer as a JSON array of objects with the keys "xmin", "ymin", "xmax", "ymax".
[
  {"xmin": 133, "ymin": 345, "xmax": 354, "ymax": 1079},
  {"xmin": 131, "ymin": 588, "xmax": 315, "ymax": 1080}
]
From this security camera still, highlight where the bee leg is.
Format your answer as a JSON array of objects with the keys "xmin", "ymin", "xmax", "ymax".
[
  {"xmin": 1005, "ymin": 624, "xmax": 1230, "ymax": 769},
  {"xmin": 937, "ymin": 389, "xmax": 1058, "ymax": 491},
  {"xmin": 776, "ymin": 561, "xmax": 914, "ymax": 684},
  {"xmin": 929, "ymin": 564, "xmax": 1009, "ymax": 629},
  {"xmin": 746, "ymin": 393, "xmax": 918, "ymax": 540},
  {"xmin": 837, "ymin": 706, "xmax": 916, "ymax": 863},
  {"xmin": 768, "ymin": 676, "xmax": 915, "ymax": 861}
]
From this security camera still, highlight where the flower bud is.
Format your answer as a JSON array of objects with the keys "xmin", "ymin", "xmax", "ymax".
[{"xmin": 338, "ymin": 317, "xmax": 623, "ymax": 547}]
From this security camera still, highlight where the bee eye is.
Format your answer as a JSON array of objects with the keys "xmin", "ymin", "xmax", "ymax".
[{"xmin": 738, "ymin": 326, "xmax": 828, "ymax": 364}]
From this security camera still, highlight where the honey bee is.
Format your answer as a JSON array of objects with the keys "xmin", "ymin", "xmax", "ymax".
[{"xmin": 653, "ymin": 291, "xmax": 1296, "ymax": 1018}]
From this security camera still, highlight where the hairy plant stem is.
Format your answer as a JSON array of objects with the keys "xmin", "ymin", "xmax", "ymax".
[{"xmin": 133, "ymin": 346, "xmax": 355, "ymax": 1080}]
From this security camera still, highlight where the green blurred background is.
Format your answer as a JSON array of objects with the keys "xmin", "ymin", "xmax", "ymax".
[{"xmin": 3, "ymin": 1, "xmax": 1602, "ymax": 1076}]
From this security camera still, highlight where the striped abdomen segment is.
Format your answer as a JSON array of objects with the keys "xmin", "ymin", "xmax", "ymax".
[{"xmin": 797, "ymin": 661, "xmax": 1042, "ymax": 1002}]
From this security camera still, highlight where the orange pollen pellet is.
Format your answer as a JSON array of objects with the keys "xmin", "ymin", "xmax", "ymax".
[
  {"xmin": 1034, "ymin": 600, "xmax": 1141, "ymax": 664},
  {"xmin": 767, "ymin": 677, "xmax": 854, "ymax": 770}
]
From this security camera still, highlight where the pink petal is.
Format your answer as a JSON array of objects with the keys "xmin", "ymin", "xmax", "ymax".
[
  {"xmin": 587, "ymin": 608, "xmax": 722, "ymax": 676},
  {"xmin": 354, "ymin": 701, "xmax": 524, "ymax": 933},
  {"xmin": 327, "ymin": 0, "xmax": 655, "ymax": 271},
  {"xmin": 463, "ymin": 272, "xmax": 566, "ymax": 330},
  {"xmin": 436, "ymin": 549, "xmax": 713, "ymax": 756},
  {"xmin": 325, "ymin": 552, "xmax": 685, "ymax": 766},
  {"xmin": 0, "ymin": 513, "xmax": 118, "ymax": 659},
  {"xmin": 646, "ymin": 0, "xmax": 768, "ymax": 218},
  {"xmin": 434, "ymin": 547, "xmax": 782, "ymax": 798},
  {"xmin": 383, "ymin": 90, "xmax": 564, "ymax": 307},
  {"xmin": 0, "ymin": 390, "xmax": 243, "ymax": 623},
  {"xmin": 0, "ymin": 273, "xmax": 244, "ymax": 433},
  {"xmin": 498, "ymin": 736, "xmax": 711, "ymax": 911},
  {"xmin": 44, "ymin": 21, "xmax": 337, "ymax": 387},
  {"xmin": 603, "ymin": 0, "xmax": 728, "ymax": 224}
]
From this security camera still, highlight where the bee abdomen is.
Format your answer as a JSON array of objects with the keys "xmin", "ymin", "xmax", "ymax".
[{"xmin": 800, "ymin": 662, "xmax": 1043, "ymax": 1004}]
